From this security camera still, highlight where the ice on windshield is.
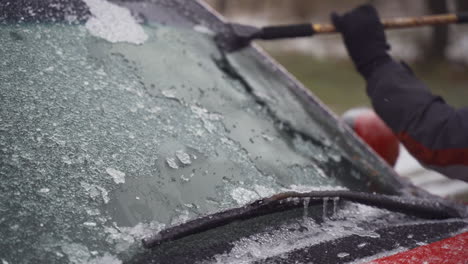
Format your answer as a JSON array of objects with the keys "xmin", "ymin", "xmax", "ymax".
[
  {"xmin": 0, "ymin": 22, "xmax": 352, "ymax": 263},
  {"xmin": 208, "ymin": 207, "xmax": 466, "ymax": 264},
  {"xmin": 210, "ymin": 203, "xmax": 387, "ymax": 264},
  {"xmin": 0, "ymin": 2, "xmax": 387, "ymax": 263},
  {"xmin": 83, "ymin": 0, "xmax": 148, "ymax": 44}
]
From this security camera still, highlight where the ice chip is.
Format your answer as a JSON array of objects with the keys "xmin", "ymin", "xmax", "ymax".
[
  {"xmin": 162, "ymin": 90, "xmax": 177, "ymax": 99},
  {"xmin": 357, "ymin": 242, "xmax": 368, "ymax": 248},
  {"xmin": 190, "ymin": 105, "xmax": 223, "ymax": 133},
  {"xmin": 83, "ymin": 222, "xmax": 97, "ymax": 227},
  {"xmin": 166, "ymin": 157, "xmax": 179, "ymax": 169},
  {"xmin": 81, "ymin": 182, "xmax": 110, "ymax": 204},
  {"xmin": 230, "ymin": 187, "xmax": 259, "ymax": 205},
  {"xmin": 61, "ymin": 243, "xmax": 92, "ymax": 264},
  {"xmin": 193, "ymin": 25, "xmax": 215, "ymax": 36},
  {"xmin": 38, "ymin": 188, "xmax": 50, "ymax": 193},
  {"xmin": 253, "ymin": 185, "xmax": 276, "ymax": 197},
  {"xmin": 89, "ymin": 253, "xmax": 122, "ymax": 264},
  {"xmin": 337, "ymin": 252, "xmax": 349, "ymax": 258},
  {"xmin": 175, "ymin": 150, "xmax": 191, "ymax": 165},
  {"xmin": 106, "ymin": 167, "xmax": 126, "ymax": 184}
]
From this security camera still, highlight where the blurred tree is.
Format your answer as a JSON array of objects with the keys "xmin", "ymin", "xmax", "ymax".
[
  {"xmin": 217, "ymin": 0, "xmax": 227, "ymax": 14},
  {"xmin": 291, "ymin": 0, "xmax": 316, "ymax": 20},
  {"xmin": 457, "ymin": 0, "xmax": 468, "ymax": 12},
  {"xmin": 204, "ymin": 0, "xmax": 226, "ymax": 13},
  {"xmin": 426, "ymin": 0, "xmax": 449, "ymax": 60}
]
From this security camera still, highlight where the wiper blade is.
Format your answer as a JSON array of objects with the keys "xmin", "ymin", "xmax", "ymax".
[{"xmin": 142, "ymin": 190, "xmax": 462, "ymax": 249}]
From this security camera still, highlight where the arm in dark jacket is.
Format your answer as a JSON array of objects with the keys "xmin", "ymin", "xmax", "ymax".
[
  {"xmin": 330, "ymin": 4, "xmax": 468, "ymax": 180},
  {"xmin": 367, "ymin": 59, "xmax": 468, "ymax": 180}
]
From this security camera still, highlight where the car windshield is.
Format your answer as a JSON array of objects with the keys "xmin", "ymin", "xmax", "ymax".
[{"xmin": 0, "ymin": 0, "xmax": 420, "ymax": 263}]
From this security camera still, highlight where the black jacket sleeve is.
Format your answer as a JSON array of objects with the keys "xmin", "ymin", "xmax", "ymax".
[{"xmin": 366, "ymin": 59, "xmax": 468, "ymax": 181}]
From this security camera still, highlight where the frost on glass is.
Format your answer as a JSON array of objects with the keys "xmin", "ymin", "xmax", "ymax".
[
  {"xmin": 208, "ymin": 206, "xmax": 466, "ymax": 264},
  {"xmin": 210, "ymin": 203, "xmax": 391, "ymax": 264},
  {"xmin": 1, "ymin": 15, "xmax": 363, "ymax": 264}
]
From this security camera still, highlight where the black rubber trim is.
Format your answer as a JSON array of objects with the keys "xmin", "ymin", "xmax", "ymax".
[
  {"xmin": 457, "ymin": 12, "xmax": 468, "ymax": 23},
  {"xmin": 142, "ymin": 191, "xmax": 462, "ymax": 249},
  {"xmin": 259, "ymin": 23, "xmax": 315, "ymax": 40}
]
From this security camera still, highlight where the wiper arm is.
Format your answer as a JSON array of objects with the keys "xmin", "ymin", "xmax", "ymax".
[{"xmin": 142, "ymin": 190, "xmax": 463, "ymax": 249}]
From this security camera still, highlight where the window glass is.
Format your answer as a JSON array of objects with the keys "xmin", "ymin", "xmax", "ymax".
[{"xmin": 0, "ymin": 1, "xmax": 395, "ymax": 262}]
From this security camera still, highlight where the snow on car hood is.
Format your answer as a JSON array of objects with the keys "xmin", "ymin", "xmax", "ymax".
[{"xmin": 83, "ymin": 0, "xmax": 148, "ymax": 44}]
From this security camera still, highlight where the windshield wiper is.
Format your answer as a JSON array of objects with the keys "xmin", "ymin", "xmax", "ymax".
[{"xmin": 142, "ymin": 190, "xmax": 463, "ymax": 249}]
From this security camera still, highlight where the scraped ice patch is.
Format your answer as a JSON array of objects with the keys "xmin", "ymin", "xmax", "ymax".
[
  {"xmin": 61, "ymin": 243, "xmax": 92, "ymax": 264},
  {"xmin": 106, "ymin": 168, "xmax": 126, "ymax": 184},
  {"xmin": 166, "ymin": 157, "xmax": 179, "ymax": 169},
  {"xmin": 81, "ymin": 182, "xmax": 109, "ymax": 204},
  {"xmin": 86, "ymin": 208, "xmax": 100, "ymax": 216},
  {"xmin": 284, "ymin": 184, "xmax": 347, "ymax": 193},
  {"xmin": 261, "ymin": 133, "xmax": 274, "ymax": 142},
  {"xmin": 89, "ymin": 253, "xmax": 122, "ymax": 264},
  {"xmin": 120, "ymin": 221, "xmax": 165, "ymax": 239},
  {"xmin": 61, "ymin": 243, "xmax": 121, "ymax": 264},
  {"xmin": 193, "ymin": 25, "xmax": 215, "ymax": 36},
  {"xmin": 181, "ymin": 173, "xmax": 195, "ymax": 182},
  {"xmin": 83, "ymin": 0, "xmax": 148, "ymax": 44},
  {"xmin": 162, "ymin": 89, "xmax": 177, "ymax": 99},
  {"xmin": 211, "ymin": 220, "xmax": 356, "ymax": 263},
  {"xmin": 230, "ymin": 187, "xmax": 260, "ymax": 205},
  {"xmin": 175, "ymin": 150, "xmax": 191, "ymax": 165},
  {"xmin": 228, "ymin": 185, "xmax": 346, "ymax": 206},
  {"xmin": 105, "ymin": 221, "xmax": 165, "ymax": 253},
  {"xmin": 190, "ymin": 105, "xmax": 223, "ymax": 133},
  {"xmin": 171, "ymin": 210, "xmax": 190, "ymax": 226},
  {"xmin": 211, "ymin": 204, "xmax": 391, "ymax": 264},
  {"xmin": 253, "ymin": 185, "xmax": 276, "ymax": 197},
  {"xmin": 146, "ymin": 106, "xmax": 161, "ymax": 114}
]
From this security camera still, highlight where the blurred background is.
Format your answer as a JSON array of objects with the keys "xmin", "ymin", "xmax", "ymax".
[{"xmin": 204, "ymin": 0, "xmax": 468, "ymax": 200}]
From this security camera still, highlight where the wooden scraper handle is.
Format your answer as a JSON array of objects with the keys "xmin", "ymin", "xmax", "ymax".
[{"xmin": 312, "ymin": 13, "xmax": 468, "ymax": 34}]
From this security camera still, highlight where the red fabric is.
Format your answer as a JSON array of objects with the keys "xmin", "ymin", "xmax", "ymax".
[
  {"xmin": 367, "ymin": 232, "xmax": 468, "ymax": 264},
  {"xmin": 354, "ymin": 112, "xmax": 400, "ymax": 166},
  {"xmin": 397, "ymin": 132, "xmax": 468, "ymax": 166}
]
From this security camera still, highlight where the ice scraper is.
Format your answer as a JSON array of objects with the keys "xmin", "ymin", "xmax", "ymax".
[{"xmin": 216, "ymin": 12, "xmax": 468, "ymax": 52}]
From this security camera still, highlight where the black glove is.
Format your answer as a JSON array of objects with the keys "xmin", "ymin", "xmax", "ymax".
[{"xmin": 331, "ymin": 5, "xmax": 391, "ymax": 79}]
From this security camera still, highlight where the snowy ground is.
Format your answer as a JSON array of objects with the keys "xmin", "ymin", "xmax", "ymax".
[{"xmin": 395, "ymin": 146, "xmax": 468, "ymax": 200}]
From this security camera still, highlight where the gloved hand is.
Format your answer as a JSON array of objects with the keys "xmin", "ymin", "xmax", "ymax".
[{"xmin": 331, "ymin": 5, "xmax": 391, "ymax": 79}]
